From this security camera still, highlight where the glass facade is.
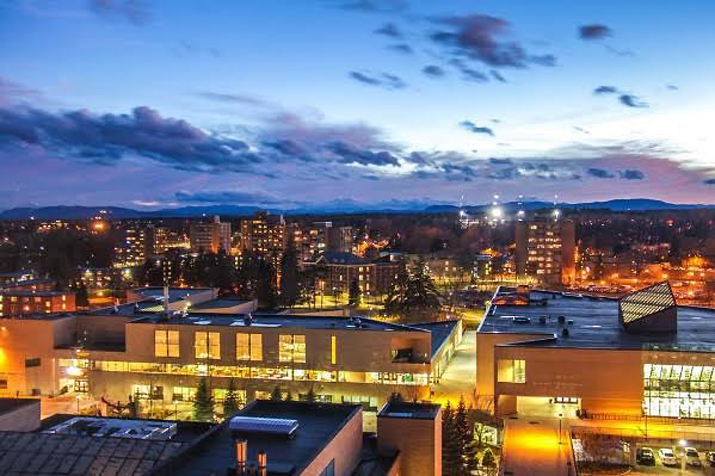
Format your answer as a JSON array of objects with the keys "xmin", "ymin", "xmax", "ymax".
[
  {"xmin": 644, "ymin": 363, "xmax": 715, "ymax": 419},
  {"xmin": 279, "ymin": 335, "xmax": 306, "ymax": 363},
  {"xmin": 497, "ymin": 359, "xmax": 526, "ymax": 383}
]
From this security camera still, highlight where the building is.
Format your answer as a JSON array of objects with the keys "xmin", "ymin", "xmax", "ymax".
[
  {"xmin": 190, "ymin": 216, "xmax": 231, "ymax": 254},
  {"xmin": 515, "ymin": 213, "xmax": 576, "ymax": 286},
  {"xmin": 240, "ymin": 212, "xmax": 286, "ymax": 262},
  {"xmin": 477, "ymin": 283, "xmax": 715, "ymax": 420},
  {"xmin": 317, "ymin": 252, "xmax": 403, "ymax": 299},
  {"xmin": 153, "ymin": 400, "xmax": 443, "ymax": 476},
  {"xmin": 0, "ymin": 278, "xmax": 56, "ymax": 293},
  {"xmin": 0, "ymin": 271, "xmax": 35, "ymax": 285},
  {"xmin": 79, "ymin": 267, "xmax": 117, "ymax": 290},
  {"xmin": 0, "ymin": 291, "xmax": 75, "ymax": 317},
  {"xmin": 115, "ymin": 226, "xmax": 148, "ymax": 267},
  {"xmin": 296, "ymin": 222, "xmax": 355, "ymax": 261}
]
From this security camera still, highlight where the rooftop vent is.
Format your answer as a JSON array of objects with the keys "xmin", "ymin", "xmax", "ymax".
[{"xmin": 229, "ymin": 416, "xmax": 299, "ymax": 437}]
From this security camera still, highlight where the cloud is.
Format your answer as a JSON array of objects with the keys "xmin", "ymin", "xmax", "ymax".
[
  {"xmin": 175, "ymin": 190, "xmax": 285, "ymax": 205},
  {"xmin": 579, "ymin": 24, "xmax": 612, "ymax": 40},
  {"xmin": 349, "ymin": 71, "xmax": 406, "ymax": 90},
  {"xmin": 387, "ymin": 43, "xmax": 414, "ymax": 54},
  {"xmin": 490, "ymin": 70, "xmax": 506, "ymax": 83},
  {"xmin": 0, "ymin": 105, "xmax": 262, "ymax": 174},
  {"xmin": 459, "ymin": 120, "xmax": 494, "ymax": 136},
  {"xmin": 326, "ymin": 141, "xmax": 400, "ymax": 166},
  {"xmin": 0, "ymin": 77, "xmax": 43, "ymax": 106},
  {"xmin": 450, "ymin": 59, "xmax": 488, "ymax": 82},
  {"xmin": 573, "ymin": 126, "xmax": 590, "ymax": 134},
  {"xmin": 338, "ymin": 0, "xmax": 408, "ymax": 13},
  {"xmin": 619, "ymin": 169, "xmax": 645, "ymax": 180},
  {"xmin": 88, "ymin": 0, "xmax": 149, "ymax": 25},
  {"xmin": 619, "ymin": 94, "xmax": 648, "ymax": 108},
  {"xmin": 667, "ymin": 84, "xmax": 679, "ymax": 91},
  {"xmin": 594, "ymin": 85, "xmax": 618, "ymax": 95},
  {"xmin": 430, "ymin": 14, "xmax": 557, "ymax": 68},
  {"xmin": 375, "ymin": 23, "xmax": 402, "ymax": 38},
  {"xmin": 587, "ymin": 167, "xmax": 615, "ymax": 179},
  {"xmin": 196, "ymin": 91, "xmax": 274, "ymax": 109},
  {"xmin": 422, "ymin": 65, "xmax": 446, "ymax": 78},
  {"xmin": 705, "ymin": 179, "xmax": 715, "ymax": 185}
]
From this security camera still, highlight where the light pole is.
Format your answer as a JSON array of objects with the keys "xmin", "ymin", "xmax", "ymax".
[
  {"xmin": 558, "ymin": 413, "xmax": 563, "ymax": 445},
  {"xmin": 679, "ymin": 439, "xmax": 687, "ymax": 475}
]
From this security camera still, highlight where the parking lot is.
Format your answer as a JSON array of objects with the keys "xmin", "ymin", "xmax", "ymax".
[{"xmin": 632, "ymin": 444, "xmax": 715, "ymax": 475}]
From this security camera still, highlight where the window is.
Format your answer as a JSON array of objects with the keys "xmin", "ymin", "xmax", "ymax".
[
  {"xmin": 155, "ymin": 330, "xmax": 180, "ymax": 358},
  {"xmin": 319, "ymin": 459, "xmax": 335, "ymax": 476},
  {"xmin": 331, "ymin": 336, "xmax": 337, "ymax": 365},
  {"xmin": 172, "ymin": 386, "xmax": 196, "ymax": 402},
  {"xmin": 497, "ymin": 359, "xmax": 526, "ymax": 383},
  {"xmin": 279, "ymin": 335, "xmax": 306, "ymax": 363},
  {"xmin": 195, "ymin": 331, "xmax": 221, "ymax": 360},
  {"xmin": 236, "ymin": 333, "xmax": 262, "ymax": 361}
]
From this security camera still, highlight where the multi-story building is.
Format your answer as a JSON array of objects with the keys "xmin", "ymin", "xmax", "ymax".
[
  {"xmin": 79, "ymin": 267, "xmax": 117, "ymax": 290},
  {"xmin": 0, "ymin": 271, "xmax": 35, "ymax": 285},
  {"xmin": 0, "ymin": 295, "xmax": 460, "ymax": 425},
  {"xmin": 297, "ymin": 222, "xmax": 355, "ymax": 261},
  {"xmin": 115, "ymin": 227, "xmax": 147, "ymax": 267},
  {"xmin": 477, "ymin": 283, "xmax": 715, "ymax": 420},
  {"xmin": 515, "ymin": 213, "xmax": 576, "ymax": 286},
  {"xmin": 240, "ymin": 212, "xmax": 286, "ymax": 258},
  {"xmin": 317, "ymin": 252, "xmax": 403, "ymax": 299},
  {"xmin": 0, "ymin": 291, "xmax": 75, "ymax": 317},
  {"xmin": 190, "ymin": 216, "xmax": 231, "ymax": 254}
]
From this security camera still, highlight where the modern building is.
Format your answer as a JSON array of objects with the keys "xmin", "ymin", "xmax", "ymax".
[
  {"xmin": 240, "ymin": 212, "xmax": 287, "ymax": 276},
  {"xmin": 515, "ymin": 213, "xmax": 576, "ymax": 286},
  {"xmin": 0, "ymin": 291, "xmax": 75, "ymax": 317},
  {"xmin": 115, "ymin": 226, "xmax": 148, "ymax": 267},
  {"xmin": 0, "ymin": 271, "xmax": 35, "ymax": 285},
  {"xmin": 190, "ymin": 216, "xmax": 232, "ymax": 254},
  {"xmin": 316, "ymin": 252, "xmax": 403, "ymax": 299},
  {"xmin": 296, "ymin": 222, "xmax": 355, "ymax": 262},
  {"xmin": 153, "ymin": 400, "xmax": 443, "ymax": 476},
  {"xmin": 0, "ymin": 294, "xmax": 461, "ymax": 426},
  {"xmin": 477, "ymin": 283, "xmax": 715, "ymax": 420}
]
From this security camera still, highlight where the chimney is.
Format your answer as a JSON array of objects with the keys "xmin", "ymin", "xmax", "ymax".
[
  {"xmin": 257, "ymin": 451, "xmax": 267, "ymax": 476},
  {"xmin": 235, "ymin": 439, "xmax": 247, "ymax": 475}
]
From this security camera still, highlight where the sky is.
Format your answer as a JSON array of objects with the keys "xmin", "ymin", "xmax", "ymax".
[{"xmin": 1, "ymin": 0, "xmax": 715, "ymax": 210}]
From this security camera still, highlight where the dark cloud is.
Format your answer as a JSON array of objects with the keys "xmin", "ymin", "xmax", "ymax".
[
  {"xmin": 375, "ymin": 23, "xmax": 402, "ymax": 38},
  {"xmin": 338, "ymin": 0, "xmax": 408, "ymax": 13},
  {"xmin": 594, "ymin": 85, "xmax": 618, "ymax": 95},
  {"xmin": 431, "ymin": 14, "xmax": 557, "ymax": 68},
  {"xmin": 361, "ymin": 174, "xmax": 381, "ymax": 181},
  {"xmin": 349, "ymin": 71, "xmax": 406, "ymax": 90},
  {"xmin": 326, "ymin": 141, "xmax": 400, "ymax": 166},
  {"xmin": 175, "ymin": 190, "xmax": 284, "ymax": 205},
  {"xmin": 459, "ymin": 120, "xmax": 495, "ymax": 136},
  {"xmin": 705, "ymin": 179, "xmax": 715, "ymax": 185},
  {"xmin": 0, "ymin": 105, "xmax": 262, "ymax": 174},
  {"xmin": 488, "ymin": 157, "xmax": 512, "ymax": 165},
  {"xmin": 619, "ymin": 94, "xmax": 648, "ymax": 108},
  {"xmin": 573, "ymin": 126, "xmax": 590, "ymax": 134},
  {"xmin": 387, "ymin": 44, "xmax": 414, "ymax": 54},
  {"xmin": 262, "ymin": 139, "xmax": 313, "ymax": 161},
  {"xmin": 619, "ymin": 169, "xmax": 645, "ymax": 180},
  {"xmin": 667, "ymin": 84, "xmax": 679, "ymax": 91},
  {"xmin": 88, "ymin": 0, "xmax": 149, "ymax": 25},
  {"xmin": 196, "ymin": 91, "xmax": 274, "ymax": 108},
  {"xmin": 490, "ymin": 70, "xmax": 506, "ymax": 83},
  {"xmin": 422, "ymin": 65, "xmax": 446, "ymax": 78},
  {"xmin": 450, "ymin": 59, "xmax": 488, "ymax": 82},
  {"xmin": 587, "ymin": 167, "xmax": 615, "ymax": 179},
  {"xmin": 579, "ymin": 24, "xmax": 612, "ymax": 40},
  {"xmin": 0, "ymin": 77, "xmax": 43, "ymax": 105}
]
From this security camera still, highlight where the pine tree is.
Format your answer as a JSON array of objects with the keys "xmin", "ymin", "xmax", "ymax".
[
  {"xmin": 193, "ymin": 376, "xmax": 214, "ymax": 421},
  {"xmin": 270, "ymin": 386, "xmax": 282, "ymax": 401},
  {"xmin": 280, "ymin": 239, "xmax": 300, "ymax": 307},
  {"xmin": 305, "ymin": 387, "xmax": 316, "ymax": 402},
  {"xmin": 349, "ymin": 278, "xmax": 361, "ymax": 307},
  {"xmin": 222, "ymin": 378, "xmax": 241, "ymax": 418},
  {"xmin": 442, "ymin": 401, "xmax": 461, "ymax": 476},
  {"xmin": 481, "ymin": 448, "xmax": 496, "ymax": 469}
]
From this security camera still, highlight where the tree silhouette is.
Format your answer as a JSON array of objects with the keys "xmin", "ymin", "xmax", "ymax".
[
  {"xmin": 193, "ymin": 376, "xmax": 214, "ymax": 421},
  {"xmin": 349, "ymin": 278, "xmax": 361, "ymax": 307},
  {"xmin": 222, "ymin": 378, "xmax": 241, "ymax": 418}
]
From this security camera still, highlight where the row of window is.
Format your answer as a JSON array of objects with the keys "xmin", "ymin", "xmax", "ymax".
[{"xmin": 155, "ymin": 331, "xmax": 331, "ymax": 364}]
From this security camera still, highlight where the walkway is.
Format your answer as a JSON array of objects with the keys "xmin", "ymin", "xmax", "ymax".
[
  {"xmin": 501, "ymin": 416, "xmax": 576, "ymax": 476},
  {"xmin": 431, "ymin": 329, "xmax": 477, "ymax": 406}
]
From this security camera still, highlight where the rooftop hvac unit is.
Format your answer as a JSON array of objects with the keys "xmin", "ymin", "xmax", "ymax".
[{"xmin": 229, "ymin": 416, "xmax": 299, "ymax": 437}]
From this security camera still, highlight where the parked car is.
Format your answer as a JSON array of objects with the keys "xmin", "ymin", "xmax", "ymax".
[
  {"xmin": 707, "ymin": 451, "xmax": 715, "ymax": 467},
  {"xmin": 685, "ymin": 447, "xmax": 702, "ymax": 467},
  {"xmin": 636, "ymin": 447, "xmax": 656, "ymax": 465},
  {"xmin": 659, "ymin": 448, "xmax": 677, "ymax": 466}
]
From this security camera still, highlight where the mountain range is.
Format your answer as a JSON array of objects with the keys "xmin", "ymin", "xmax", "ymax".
[{"xmin": 0, "ymin": 198, "xmax": 713, "ymax": 220}]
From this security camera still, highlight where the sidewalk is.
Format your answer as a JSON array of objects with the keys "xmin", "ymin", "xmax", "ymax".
[
  {"xmin": 501, "ymin": 416, "xmax": 575, "ymax": 476},
  {"xmin": 431, "ymin": 329, "xmax": 477, "ymax": 406}
]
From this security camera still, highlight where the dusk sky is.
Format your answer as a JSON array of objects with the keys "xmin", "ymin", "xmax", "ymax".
[{"xmin": 1, "ymin": 0, "xmax": 715, "ymax": 210}]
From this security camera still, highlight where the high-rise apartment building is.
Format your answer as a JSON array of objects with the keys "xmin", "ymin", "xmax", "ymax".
[
  {"xmin": 115, "ymin": 227, "xmax": 147, "ymax": 267},
  {"xmin": 240, "ymin": 211, "xmax": 286, "ymax": 266},
  {"xmin": 190, "ymin": 216, "xmax": 231, "ymax": 254},
  {"xmin": 515, "ymin": 213, "xmax": 576, "ymax": 285}
]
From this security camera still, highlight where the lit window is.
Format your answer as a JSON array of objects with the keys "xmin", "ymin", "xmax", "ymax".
[
  {"xmin": 331, "ymin": 336, "xmax": 337, "ymax": 365},
  {"xmin": 279, "ymin": 334, "xmax": 306, "ymax": 363},
  {"xmin": 236, "ymin": 333, "xmax": 262, "ymax": 361},
  {"xmin": 195, "ymin": 331, "xmax": 221, "ymax": 360},
  {"xmin": 155, "ymin": 330, "xmax": 180, "ymax": 357},
  {"xmin": 497, "ymin": 359, "xmax": 526, "ymax": 383}
]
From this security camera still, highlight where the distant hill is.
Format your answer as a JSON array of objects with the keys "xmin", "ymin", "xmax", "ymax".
[{"xmin": 0, "ymin": 198, "xmax": 713, "ymax": 220}]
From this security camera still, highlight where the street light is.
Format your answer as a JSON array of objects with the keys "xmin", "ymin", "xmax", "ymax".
[{"xmin": 558, "ymin": 413, "xmax": 563, "ymax": 445}]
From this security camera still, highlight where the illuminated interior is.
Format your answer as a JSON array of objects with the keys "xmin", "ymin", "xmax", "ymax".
[{"xmin": 644, "ymin": 363, "xmax": 715, "ymax": 418}]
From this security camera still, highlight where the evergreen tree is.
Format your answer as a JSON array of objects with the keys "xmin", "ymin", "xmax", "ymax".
[
  {"xmin": 305, "ymin": 387, "xmax": 316, "ymax": 402},
  {"xmin": 270, "ymin": 386, "xmax": 283, "ymax": 401},
  {"xmin": 442, "ymin": 401, "xmax": 460, "ymax": 476},
  {"xmin": 480, "ymin": 448, "xmax": 496, "ymax": 469},
  {"xmin": 455, "ymin": 396, "xmax": 477, "ymax": 475},
  {"xmin": 284, "ymin": 392, "xmax": 293, "ymax": 401},
  {"xmin": 279, "ymin": 240, "xmax": 300, "ymax": 307},
  {"xmin": 140, "ymin": 259, "xmax": 164, "ymax": 286},
  {"xmin": 349, "ymin": 278, "xmax": 361, "ymax": 307},
  {"xmin": 389, "ymin": 392, "xmax": 404, "ymax": 403},
  {"xmin": 193, "ymin": 376, "xmax": 214, "ymax": 421},
  {"xmin": 222, "ymin": 378, "xmax": 241, "ymax": 418},
  {"xmin": 385, "ymin": 260, "xmax": 441, "ymax": 322}
]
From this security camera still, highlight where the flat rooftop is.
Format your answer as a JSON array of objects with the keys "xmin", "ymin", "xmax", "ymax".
[
  {"xmin": 378, "ymin": 401, "xmax": 440, "ymax": 420},
  {"xmin": 480, "ymin": 288, "xmax": 715, "ymax": 352},
  {"xmin": 153, "ymin": 401, "xmax": 362, "ymax": 476},
  {"xmin": 189, "ymin": 298, "xmax": 254, "ymax": 311},
  {"xmin": 411, "ymin": 320, "xmax": 460, "ymax": 354}
]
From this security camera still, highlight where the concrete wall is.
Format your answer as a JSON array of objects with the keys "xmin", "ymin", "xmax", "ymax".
[
  {"xmin": 377, "ymin": 410, "xmax": 442, "ymax": 476},
  {"xmin": 301, "ymin": 408, "xmax": 363, "ymax": 476}
]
